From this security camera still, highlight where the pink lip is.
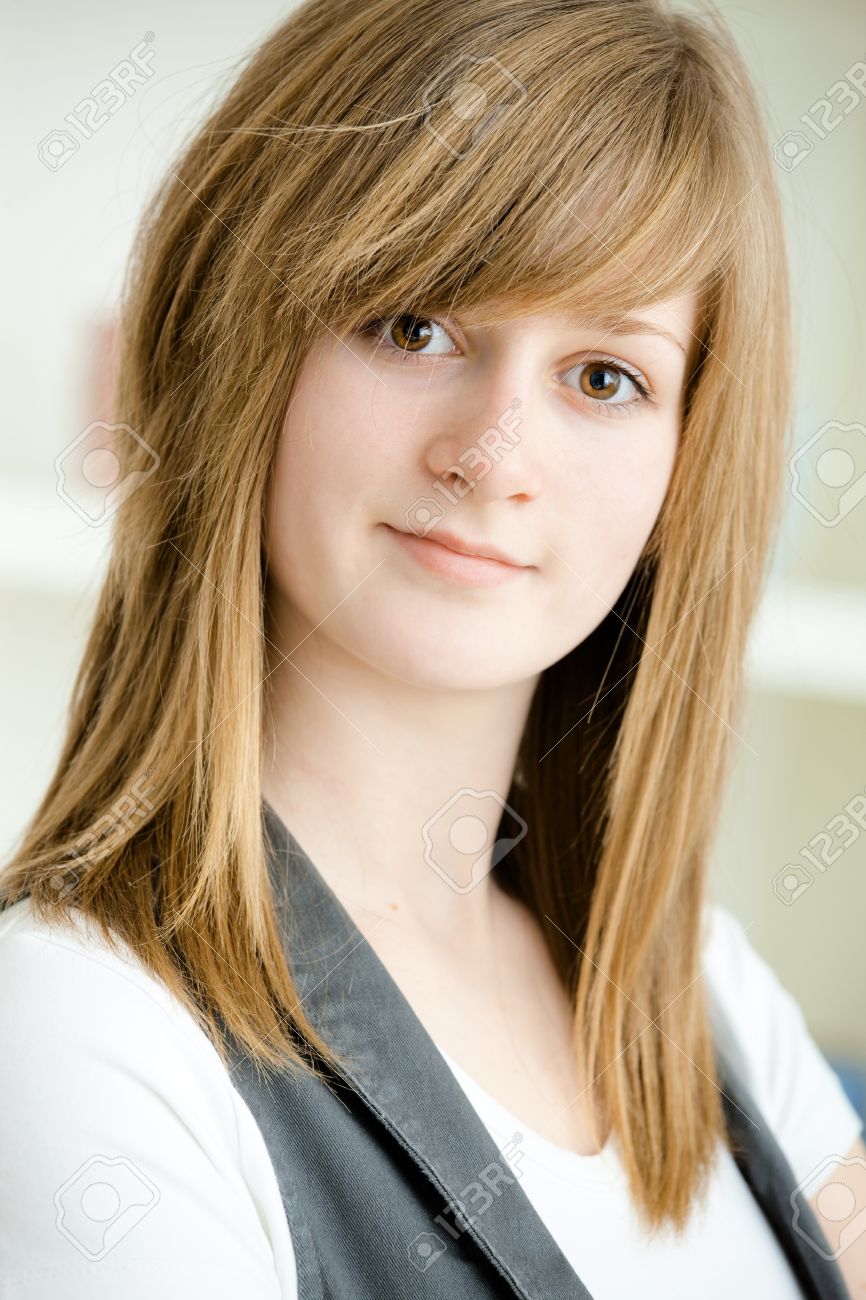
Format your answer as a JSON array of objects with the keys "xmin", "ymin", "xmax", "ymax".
[{"xmin": 382, "ymin": 524, "xmax": 533, "ymax": 588}]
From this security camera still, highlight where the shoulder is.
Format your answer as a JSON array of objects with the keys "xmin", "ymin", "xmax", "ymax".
[
  {"xmin": 0, "ymin": 897, "xmax": 235, "ymax": 1133},
  {"xmin": 700, "ymin": 900, "xmax": 863, "ymax": 1184},
  {"xmin": 0, "ymin": 898, "xmax": 295, "ymax": 1298}
]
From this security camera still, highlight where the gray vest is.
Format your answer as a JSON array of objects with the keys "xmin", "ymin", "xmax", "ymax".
[{"xmin": 223, "ymin": 798, "xmax": 851, "ymax": 1298}]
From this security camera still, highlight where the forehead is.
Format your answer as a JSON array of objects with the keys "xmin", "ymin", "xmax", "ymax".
[
  {"xmin": 463, "ymin": 290, "xmax": 701, "ymax": 357},
  {"xmin": 560, "ymin": 295, "xmax": 700, "ymax": 357}
]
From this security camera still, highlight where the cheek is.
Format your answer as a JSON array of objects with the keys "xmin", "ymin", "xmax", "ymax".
[
  {"xmin": 547, "ymin": 416, "xmax": 679, "ymax": 605},
  {"xmin": 264, "ymin": 348, "xmax": 411, "ymax": 616},
  {"xmin": 265, "ymin": 353, "xmax": 355, "ymax": 603},
  {"xmin": 272, "ymin": 347, "xmax": 416, "ymax": 514}
]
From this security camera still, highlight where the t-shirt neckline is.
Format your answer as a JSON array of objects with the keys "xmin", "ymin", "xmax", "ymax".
[{"xmin": 432, "ymin": 1040, "xmax": 628, "ymax": 1190}]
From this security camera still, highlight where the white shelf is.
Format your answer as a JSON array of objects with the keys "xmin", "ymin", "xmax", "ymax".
[
  {"xmin": 746, "ymin": 579, "xmax": 866, "ymax": 705},
  {"xmin": 0, "ymin": 478, "xmax": 110, "ymax": 594}
]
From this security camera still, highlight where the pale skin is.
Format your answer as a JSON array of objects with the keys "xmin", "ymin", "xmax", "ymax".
[{"xmin": 259, "ymin": 295, "xmax": 866, "ymax": 1283}]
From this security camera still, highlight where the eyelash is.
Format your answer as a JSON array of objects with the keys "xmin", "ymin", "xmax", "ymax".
[{"xmin": 356, "ymin": 314, "xmax": 654, "ymax": 418}]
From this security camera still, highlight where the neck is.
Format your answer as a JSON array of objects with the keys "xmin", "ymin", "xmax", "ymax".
[{"xmin": 260, "ymin": 600, "xmax": 539, "ymax": 950}]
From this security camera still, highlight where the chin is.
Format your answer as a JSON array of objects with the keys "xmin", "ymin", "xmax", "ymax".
[{"xmin": 336, "ymin": 607, "xmax": 534, "ymax": 692}]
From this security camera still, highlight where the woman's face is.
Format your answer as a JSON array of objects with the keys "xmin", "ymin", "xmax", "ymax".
[{"xmin": 264, "ymin": 294, "xmax": 699, "ymax": 690}]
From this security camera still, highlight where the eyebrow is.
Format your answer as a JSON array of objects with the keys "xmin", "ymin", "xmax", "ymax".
[{"xmin": 562, "ymin": 314, "xmax": 687, "ymax": 357}]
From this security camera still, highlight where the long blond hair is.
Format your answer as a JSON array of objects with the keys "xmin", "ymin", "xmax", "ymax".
[{"xmin": 2, "ymin": 0, "xmax": 791, "ymax": 1234}]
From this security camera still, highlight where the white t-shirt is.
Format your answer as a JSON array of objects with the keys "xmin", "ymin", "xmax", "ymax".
[{"xmin": 0, "ymin": 897, "xmax": 860, "ymax": 1299}]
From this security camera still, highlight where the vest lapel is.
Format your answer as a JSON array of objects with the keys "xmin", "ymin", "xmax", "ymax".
[
  {"xmin": 260, "ymin": 797, "xmax": 849, "ymax": 1300},
  {"xmin": 713, "ymin": 1014, "xmax": 851, "ymax": 1300},
  {"xmin": 262, "ymin": 796, "xmax": 591, "ymax": 1298}
]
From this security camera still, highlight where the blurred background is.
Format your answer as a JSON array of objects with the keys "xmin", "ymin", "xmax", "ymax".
[{"xmin": 3, "ymin": 1, "xmax": 865, "ymax": 1116}]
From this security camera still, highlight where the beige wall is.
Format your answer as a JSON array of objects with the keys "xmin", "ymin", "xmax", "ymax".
[{"xmin": 703, "ymin": 0, "xmax": 866, "ymax": 1061}]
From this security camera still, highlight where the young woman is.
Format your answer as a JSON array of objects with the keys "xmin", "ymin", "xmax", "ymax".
[{"xmin": 2, "ymin": 0, "xmax": 863, "ymax": 1296}]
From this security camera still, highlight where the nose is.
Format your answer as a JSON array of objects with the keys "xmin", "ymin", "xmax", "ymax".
[{"xmin": 424, "ymin": 392, "xmax": 542, "ymax": 504}]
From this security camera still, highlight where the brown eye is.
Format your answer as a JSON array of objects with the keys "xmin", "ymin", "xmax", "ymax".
[
  {"xmin": 388, "ymin": 314, "xmax": 436, "ymax": 352},
  {"xmin": 361, "ymin": 313, "xmax": 458, "ymax": 357},
  {"xmin": 579, "ymin": 363, "xmax": 624, "ymax": 400},
  {"xmin": 563, "ymin": 357, "xmax": 649, "ymax": 411}
]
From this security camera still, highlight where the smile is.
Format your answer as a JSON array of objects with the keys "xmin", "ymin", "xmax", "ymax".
[{"xmin": 381, "ymin": 524, "xmax": 534, "ymax": 588}]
